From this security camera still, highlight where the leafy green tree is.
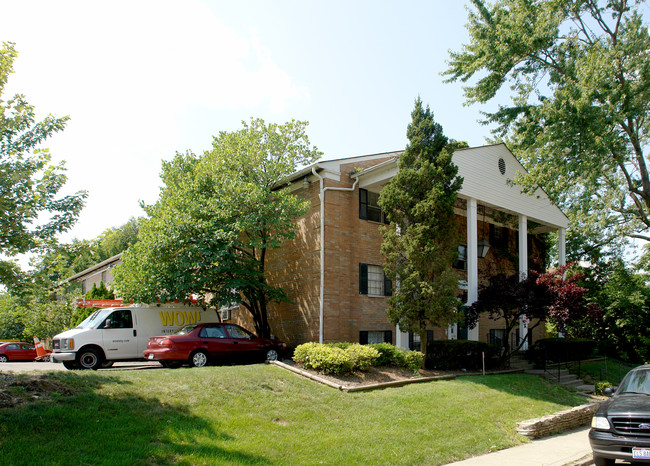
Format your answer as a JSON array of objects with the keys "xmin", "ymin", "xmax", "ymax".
[
  {"xmin": 114, "ymin": 118, "xmax": 321, "ymax": 338},
  {"xmin": 578, "ymin": 259, "xmax": 650, "ymax": 362},
  {"xmin": 14, "ymin": 286, "xmax": 80, "ymax": 340},
  {"xmin": 0, "ymin": 42, "xmax": 86, "ymax": 284},
  {"xmin": 445, "ymin": 0, "xmax": 650, "ymax": 261},
  {"xmin": 379, "ymin": 98, "xmax": 464, "ymax": 355},
  {"xmin": 0, "ymin": 293, "xmax": 24, "ymax": 340},
  {"xmin": 85, "ymin": 281, "xmax": 115, "ymax": 300}
]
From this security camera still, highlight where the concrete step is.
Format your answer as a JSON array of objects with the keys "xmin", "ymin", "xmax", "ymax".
[{"xmin": 576, "ymin": 384, "xmax": 595, "ymax": 393}]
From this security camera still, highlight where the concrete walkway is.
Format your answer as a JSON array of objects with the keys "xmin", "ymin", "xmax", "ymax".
[{"xmin": 452, "ymin": 426, "xmax": 592, "ymax": 465}]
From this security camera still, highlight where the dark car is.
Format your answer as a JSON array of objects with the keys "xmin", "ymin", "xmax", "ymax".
[
  {"xmin": 143, "ymin": 322, "xmax": 286, "ymax": 368},
  {"xmin": 0, "ymin": 342, "xmax": 39, "ymax": 362},
  {"xmin": 590, "ymin": 364, "xmax": 650, "ymax": 465}
]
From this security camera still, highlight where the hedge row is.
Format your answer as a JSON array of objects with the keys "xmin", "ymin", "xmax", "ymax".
[
  {"xmin": 293, "ymin": 342, "xmax": 423, "ymax": 375},
  {"xmin": 425, "ymin": 340, "xmax": 500, "ymax": 371},
  {"xmin": 526, "ymin": 338, "xmax": 596, "ymax": 366}
]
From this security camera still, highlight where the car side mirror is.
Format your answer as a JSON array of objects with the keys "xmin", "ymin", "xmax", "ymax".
[{"xmin": 603, "ymin": 386, "xmax": 616, "ymax": 397}]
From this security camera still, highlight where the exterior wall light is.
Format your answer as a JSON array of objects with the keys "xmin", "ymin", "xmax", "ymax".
[
  {"xmin": 477, "ymin": 239, "xmax": 491, "ymax": 258},
  {"xmin": 478, "ymin": 205, "xmax": 491, "ymax": 258}
]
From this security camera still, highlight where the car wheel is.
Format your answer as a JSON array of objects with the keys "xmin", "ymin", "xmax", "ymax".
[
  {"xmin": 62, "ymin": 361, "xmax": 80, "ymax": 370},
  {"xmin": 593, "ymin": 455, "xmax": 615, "ymax": 466},
  {"xmin": 265, "ymin": 349, "xmax": 279, "ymax": 361},
  {"xmin": 76, "ymin": 348, "xmax": 102, "ymax": 370},
  {"xmin": 0, "ymin": 354, "xmax": 7, "ymax": 363},
  {"xmin": 189, "ymin": 350, "xmax": 209, "ymax": 368}
]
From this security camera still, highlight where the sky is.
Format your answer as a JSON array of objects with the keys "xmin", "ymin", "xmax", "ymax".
[{"xmin": 3, "ymin": 0, "xmax": 496, "ymax": 245}]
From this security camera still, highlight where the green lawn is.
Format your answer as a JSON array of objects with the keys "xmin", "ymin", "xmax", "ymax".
[{"xmin": 0, "ymin": 365, "xmax": 586, "ymax": 465}]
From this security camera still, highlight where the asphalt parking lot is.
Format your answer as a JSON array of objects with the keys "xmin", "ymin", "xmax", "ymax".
[{"xmin": 0, "ymin": 361, "xmax": 163, "ymax": 372}]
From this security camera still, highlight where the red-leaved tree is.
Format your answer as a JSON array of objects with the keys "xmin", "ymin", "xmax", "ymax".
[{"xmin": 466, "ymin": 263, "xmax": 594, "ymax": 364}]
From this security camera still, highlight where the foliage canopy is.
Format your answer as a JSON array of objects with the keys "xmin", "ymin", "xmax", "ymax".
[
  {"xmin": 0, "ymin": 42, "xmax": 86, "ymax": 284},
  {"xmin": 379, "ymin": 98, "xmax": 464, "ymax": 352},
  {"xmin": 445, "ymin": 0, "xmax": 650, "ymax": 260},
  {"xmin": 114, "ymin": 118, "xmax": 321, "ymax": 338}
]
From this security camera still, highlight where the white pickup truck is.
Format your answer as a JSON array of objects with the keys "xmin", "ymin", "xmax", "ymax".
[{"xmin": 51, "ymin": 304, "xmax": 219, "ymax": 370}]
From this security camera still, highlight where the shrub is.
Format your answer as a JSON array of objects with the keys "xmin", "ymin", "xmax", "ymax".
[
  {"xmin": 293, "ymin": 342, "xmax": 423, "ymax": 375},
  {"xmin": 371, "ymin": 343, "xmax": 405, "ymax": 366},
  {"xmin": 345, "ymin": 344, "xmax": 380, "ymax": 371},
  {"xmin": 307, "ymin": 346, "xmax": 353, "ymax": 375},
  {"xmin": 293, "ymin": 342, "xmax": 320, "ymax": 365},
  {"xmin": 402, "ymin": 350, "xmax": 424, "ymax": 373},
  {"xmin": 327, "ymin": 342, "xmax": 352, "ymax": 350},
  {"xmin": 595, "ymin": 381, "xmax": 613, "ymax": 396},
  {"xmin": 426, "ymin": 340, "xmax": 500, "ymax": 370}
]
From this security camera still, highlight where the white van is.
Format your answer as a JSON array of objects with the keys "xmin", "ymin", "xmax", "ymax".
[{"xmin": 51, "ymin": 304, "xmax": 219, "ymax": 370}]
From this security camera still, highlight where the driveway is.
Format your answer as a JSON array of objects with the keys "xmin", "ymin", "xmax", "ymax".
[{"xmin": 0, "ymin": 361, "xmax": 163, "ymax": 372}]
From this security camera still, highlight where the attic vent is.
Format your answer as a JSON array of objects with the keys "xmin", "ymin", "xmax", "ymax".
[{"xmin": 498, "ymin": 158, "xmax": 506, "ymax": 175}]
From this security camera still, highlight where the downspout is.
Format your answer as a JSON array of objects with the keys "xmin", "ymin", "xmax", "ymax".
[{"xmin": 311, "ymin": 166, "xmax": 359, "ymax": 343}]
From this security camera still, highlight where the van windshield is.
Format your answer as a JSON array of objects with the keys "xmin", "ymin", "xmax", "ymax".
[{"xmin": 76, "ymin": 309, "xmax": 114, "ymax": 329}]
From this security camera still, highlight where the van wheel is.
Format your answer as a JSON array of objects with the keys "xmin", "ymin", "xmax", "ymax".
[
  {"xmin": 77, "ymin": 348, "xmax": 102, "ymax": 370},
  {"xmin": 62, "ymin": 361, "xmax": 79, "ymax": 370},
  {"xmin": 190, "ymin": 350, "xmax": 208, "ymax": 368}
]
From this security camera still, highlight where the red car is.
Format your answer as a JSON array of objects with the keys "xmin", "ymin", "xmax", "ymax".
[
  {"xmin": 0, "ymin": 341, "xmax": 50, "ymax": 362},
  {"xmin": 144, "ymin": 323, "xmax": 286, "ymax": 368}
]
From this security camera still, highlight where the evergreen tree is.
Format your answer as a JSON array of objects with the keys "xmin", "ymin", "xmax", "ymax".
[{"xmin": 379, "ymin": 98, "xmax": 464, "ymax": 356}]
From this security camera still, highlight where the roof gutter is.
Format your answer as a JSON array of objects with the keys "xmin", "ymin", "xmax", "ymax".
[{"xmin": 311, "ymin": 166, "xmax": 358, "ymax": 344}]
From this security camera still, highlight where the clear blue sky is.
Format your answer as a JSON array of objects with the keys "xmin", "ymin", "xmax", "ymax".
[{"xmin": 3, "ymin": 0, "xmax": 495, "ymax": 243}]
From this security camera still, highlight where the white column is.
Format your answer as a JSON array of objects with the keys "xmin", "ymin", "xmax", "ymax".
[
  {"xmin": 518, "ymin": 215, "xmax": 528, "ymax": 350},
  {"xmin": 466, "ymin": 198, "xmax": 479, "ymax": 341},
  {"xmin": 558, "ymin": 228, "xmax": 566, "ymax": 267},
  {"xmin": 395, "ymin": 323, "xmax": 409, "ymax": 350}
]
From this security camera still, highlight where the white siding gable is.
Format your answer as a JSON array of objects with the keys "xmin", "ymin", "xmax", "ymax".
[{"xmin": 455, "ymin": 144, "xmax": 568, "ymax": 229}]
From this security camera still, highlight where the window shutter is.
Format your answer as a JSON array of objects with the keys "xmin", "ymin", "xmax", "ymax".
[
  {"xmin": 383, "ymin": 330, "xmax": 392, "ymax": 344},
  {"xmin": 359, "ymin": 263, "xmax": 368, "ymax": 295},
  {"xmin": 359, "ymin": 188, "xmax": 368, "ymax": 220},
  {"xmin": 408, "ymin": 333, "xmax": 414, "ymax": 350},
  {"xmin": 384, "ymin": 275, "xmax": 393, "ymax": 296},
  {"xmin": 426, "ymin": 330, "xmax": 434, "ymax": 343},
  {"xmin": 359, "ymin": 331, "xmax": 368, "ymax": 345}
]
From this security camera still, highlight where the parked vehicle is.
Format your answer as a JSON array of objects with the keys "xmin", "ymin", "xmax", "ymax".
[
  {"xmin": 0, "ymin": 341, "xmax": 50, "ymax": 362},
  {"xmin": 51, "ymin": 304, "xmax": 219, "ymax": 370},
  {"xmin": 589, "ymin": 364, "xmax": 650, "ymax": 465},
  {"xmin": 144, "ymin": 322, "xmax": 286, "ymax": 368}
]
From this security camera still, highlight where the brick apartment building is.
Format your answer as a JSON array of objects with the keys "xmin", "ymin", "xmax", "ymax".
[
  {"xmin": 68, "ymin": 143, "xmax": 568, "ymax": 352},
  {"xmin": 234, "ymin": 143, "xmax": 569, "ymax": 351}
]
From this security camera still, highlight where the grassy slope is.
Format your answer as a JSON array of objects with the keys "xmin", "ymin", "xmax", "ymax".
[{"xmin": 0, "ymin": 365, "xmax": 586, "ymax": 465}]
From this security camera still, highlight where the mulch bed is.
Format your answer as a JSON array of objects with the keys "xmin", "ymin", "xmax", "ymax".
[{"xmin": 278, "ymin": 360, "xmax": 463, "ymax": 389}]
